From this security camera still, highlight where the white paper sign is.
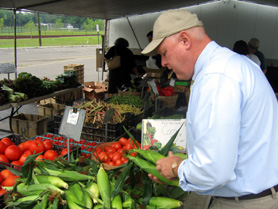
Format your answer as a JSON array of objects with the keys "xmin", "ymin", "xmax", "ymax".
[
  {"xmin": 141, "ymin": 119, "xmax": 186, "ymax": 152},
  {"xmin": 148, "ymin": 80, "xmax": 159, "ymax": 96},
  {"xmin": 67, "ymin": 108, "xmax": 80, "ymax": 125}
]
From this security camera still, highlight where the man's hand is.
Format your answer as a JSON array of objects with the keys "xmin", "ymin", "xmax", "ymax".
[{"xmin": 148, "ymin": 151, "xmax": 183, "ymax": 183}]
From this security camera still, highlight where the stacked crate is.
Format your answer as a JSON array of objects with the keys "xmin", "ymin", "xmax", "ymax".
[{"xmin": 64, "ymin": 64, "xmax": 84, "ymax": 84}]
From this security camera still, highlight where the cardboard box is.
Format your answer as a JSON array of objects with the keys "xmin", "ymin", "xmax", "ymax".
[
  {"xmin": 143, "ymin": 67, "xmax": 164, "ymax": 78},
  {"xmin": 83, "ymin": 81, "xmax": 107, "ymax": 100},
  {"xmin": 12, "ymin": 114, "xmax": 48, "ymax": 138},
  {"xmin": 38, "ymin": 103, "xmax": 66, "ymax": 120}
]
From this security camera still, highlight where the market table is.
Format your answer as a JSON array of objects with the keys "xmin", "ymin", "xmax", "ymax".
[{"xmin": 0, "ymin": 86, "xmax": 82, "ymax": 133}]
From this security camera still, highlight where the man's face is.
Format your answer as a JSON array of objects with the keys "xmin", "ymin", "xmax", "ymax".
[{"xmin": 156, "ymin": 34, "xmax": 194, "ymax": 80}]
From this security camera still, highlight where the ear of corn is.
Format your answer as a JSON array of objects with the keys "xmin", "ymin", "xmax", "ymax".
[
  {"xmin": 172, "ymin": 152, "xmax": 187, "ymax": 160},
  {"xmin": 36, "ymin": 175, "xmax": 69, "ymax": 189},
  {"xmin": 87, "ymin": 181, "xmax": 100, "ymax": 203},
  {"xmin": 97, "ymin": 165, "xmax": 111, "ymax": 208},
  {"xmin": 69, "ymin": 183, "xmax": 84, "ymax": 202},
  {"xmin": 39, "ymin": 167, "xmax": 95, "ymax": 181},
  {"xmin": 32, "ymin": 193, "xmax": 49, "ymax": 209},
  {"xmin": 149, "ymin": 196, "xmax": 183, "ymax": 208},
  {"xmin": 130, "ymin": 149, "xmax": 165, "ymax": 164},
  {"xmin": 16, "ymin": 183, "xmax": 64, "ymax": 196},
  {"xmin": 84, "ymin": 190, "xmax": 93, "ymax": 208},
  {"xmin": 111, "ymin": 194, "xmax": 123, "ymax": 209},
  {"xmin": 15, "ymin": 194, "xmax": 40, "ymax": 202},
  {"xmin": 93, "ymin": 203, "xmax": 104, "ymax": 209},
  {"xmin": 127, "ymin": 155, "xmax": 179, "ymax": 187},
  {"xmin": 52, "ymin": 196, "xmax": 59, "ymax": 209},
  {"xmin": 65, "ymin": 190, "xmax": 84, "ymax": 209}
]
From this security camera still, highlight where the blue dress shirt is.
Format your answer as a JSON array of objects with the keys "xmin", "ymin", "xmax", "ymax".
[{"xmin": 178, "ymin": 41, "xmax": 278, "ymax": 197}]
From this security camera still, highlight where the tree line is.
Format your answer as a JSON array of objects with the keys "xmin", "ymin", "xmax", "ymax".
[{"xmin": 0, "ymin": 9, "xmax": 104, "ymax": 32}]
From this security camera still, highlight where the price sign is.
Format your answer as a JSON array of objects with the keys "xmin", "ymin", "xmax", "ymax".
[
  {"xmin": 67, "ymin": 108, "xmax": 80, "ymax": 125},
  {"xmin": 148, "ymin": 80, "xmax": 159, "ymax": 96},
  {"xmin": 170, "ymin": 78, "xmax": 176, "ymax": 87}
]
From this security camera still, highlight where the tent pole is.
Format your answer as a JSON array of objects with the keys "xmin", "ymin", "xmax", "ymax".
[
  {"xmin": 102, "ymin": 19, "xmax": 108, "ymax": 81},
  {"xmin": 37, "ymin": 12, "xmax": 42, "ymax": 46},
  {"xmin": 13, "ymin": 9, "xmax": 17, "ymax": 79},
  {"xmin": 126, "ymin": 16, "xmax": 142, "ymax": 51}
]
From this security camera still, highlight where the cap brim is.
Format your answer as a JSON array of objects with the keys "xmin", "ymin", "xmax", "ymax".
[{"xmin": 141, "ymin": 37, "xmax": 164, "ymax": 56}]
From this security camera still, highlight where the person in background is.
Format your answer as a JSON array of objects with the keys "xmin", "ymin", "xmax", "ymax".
[
  {"xmin": 248, "ymin": 38, "xmax": 267, "ymax": 74},
  {"xmin": 233, "ymin": 40, "xmax": 261, "ymax": 66},
  {"xmin": 142, "ymin": 8, "xmax": 278, "ymax": 209},
  {"xmin": 146, "ymin": 31, "xmax": 162, "ymax": 68},
  {"xmin": 104, "ymin": 37, "xmax": 140, "ymax": 94}
]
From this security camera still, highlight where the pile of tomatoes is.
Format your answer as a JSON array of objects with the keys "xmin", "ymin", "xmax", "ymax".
[
  {"xmin": 0, "ymin": 137, "xmax": 69, "ymax": 169},
  {"xmin": 93, "ymin": 137, "xmax": 140, "ymax": 167},
  {"xmin": 0, "ymin": 169, "xmax": 20, "ymax": 196}
]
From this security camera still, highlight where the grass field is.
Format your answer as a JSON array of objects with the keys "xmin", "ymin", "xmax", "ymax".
[{"xmin": 0, "ymin": 35, "xmax": 103, "ymax": 48}]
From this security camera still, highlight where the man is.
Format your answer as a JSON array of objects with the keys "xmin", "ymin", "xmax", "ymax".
[
  {"xmin": 248, "ymin": 38, "xmax": 267, "ymax": 74},
  {"xmin": 142, "ymin": 8, "xmax": 278, "ymax": 209}
]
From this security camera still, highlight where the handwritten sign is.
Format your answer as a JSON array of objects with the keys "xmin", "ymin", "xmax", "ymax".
[{"xmin": 141, "ymin": 119, "xmax": 186, "ymax": 152}]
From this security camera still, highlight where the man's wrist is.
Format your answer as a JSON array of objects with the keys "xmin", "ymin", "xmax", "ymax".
[{"xmin": 172, "ymin": 159, "xmax": 183, "ymax": 178}]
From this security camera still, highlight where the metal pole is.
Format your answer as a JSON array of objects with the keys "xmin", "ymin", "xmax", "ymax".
[
  {"xmin": 126, "ymin": 16, "xmax": 142, "ymax": 50},
  {"xmin": 13, "ymin": 9, "xmax": 17, "ymax": 79},
  {"xmin": 37, "ymin": 12, "xmax": 42, "ymax": 46}
]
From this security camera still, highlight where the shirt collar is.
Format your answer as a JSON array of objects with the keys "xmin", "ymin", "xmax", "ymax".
[{"xmin": 193, "ymin": 41, "xmax": 219, "ymax": 81}]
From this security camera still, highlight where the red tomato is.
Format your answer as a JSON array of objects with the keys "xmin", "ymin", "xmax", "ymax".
[
  {"xmin": 119, "ymin": 137, "xmax": 128, "ymax": 146},
  {"xmin": 35, "ymin": 154, "xmax": 44, "ymax": 161},
  {"xmin": 19, "ymin": 153, "xmax": 31, "ymax": 165},
  {"xmin": 115, "ymin": 159, "xmax": 123, "ymax": 166},
  {"xmin": 98, "ymin": 152, "xmax": 110, "ymax": 163},
  {"xmin": 10, "ymin": 161, "xmax": 22, "ymax": 169},
  {"xmin": 112, "ymin": 152, "xmax": 122, "ymax": 162},
  {"xmin": 60, "ymin": 148, "xmax": 71, "ymax": 156},
  {"xmin": 30, "ymin": 141, "xmax": 45, "ymax": 154},
  {"xmin": 123, "ymin": 143, "xmax": 133, "ymax": 151},
  {"xmin": 130, "ymin": 152, "xmax": 137, "ymax": 157},
  {"xmin": 18, "ymin": 143, "xmax": 25, "ymax": 152},
  {"xmin": 1, "ymin": 138, "xmax": 13, "ymax": 147},
  {"xmin": 4, "ymin": 145, "xmax": 22, "ymax": 161},
  {"xmin": 0, "ymin": 169, "xmax": 15, "ymax": 179},
  {"xmin": 0, "ymin": 154, "xmax": 9, "ymax": 164},
  {"xmin": 95, "ymin": 147, "xmax": 103, "ymax": 154},
  {"xmin": 107, "ymin": 152, "xmax": 114, "ymax": 159},
  {"xmin": 104, "ymin": 146, "xmax": 116, "ymax": 153},
  {"xmin": 23, "ymin": 140, "xmax": 33, "ymax": 151},
  {"xmin": 85, "ymin": 153, "xmax": 91, "ymax": 158},
  {"xmin": 24, "ymin": 150, "xmax": 32, "ymax": 155},
  {"xmin": 107, "ymin": 161, "xmax": 115, "ymax": 166},
  {"xmin": 117, "ymin": 148, "xmax": 124, "ymax": 155},
  {"xmin": 0, "ymin": 188, "xmax": 6, "ymax": 195},
  {"xmin": 0, "ymin": 142, "xmax": 7, "ymax": 154},
  {"xmin": 42, "ymin": 140, "xmax": 53, "ymax": 151},
  {"xmin": 1, "ymin": 175, "xmax": 20, "ymax": 187},
  {"xmin": 111, "ymin": 142, "xmax": 122, "ymax": 150},
  {"xmin": 0, "ymin": 173, "xmax": 3, "ymax": 183},
  {"xmin": 44, "ymin": 150, "xmax": 59, "ymax": 161},
  {"xmin": 121, "ymin": 157, "xmax": 129, "ymax": 164}
]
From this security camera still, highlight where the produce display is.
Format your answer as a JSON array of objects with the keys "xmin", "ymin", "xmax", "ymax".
[
  {"xmin": 0, "ymin": 128, "xmax": 187, "ymax": 209},
  {"xmin": 76, "ymin": 99, "xmax": 126, "ymax": 125},
  {"xmin": 0, "ymin": 70, "xmax": 81, "ymax": 105},
  {"xmin": 108, "ymin": 95, "xmax": 151, "ymax": 109}
]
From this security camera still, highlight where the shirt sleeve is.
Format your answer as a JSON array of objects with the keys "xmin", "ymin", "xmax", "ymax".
[{"xmin": 179, "ymin": 73, "xmax": 241, "ymax": 194}]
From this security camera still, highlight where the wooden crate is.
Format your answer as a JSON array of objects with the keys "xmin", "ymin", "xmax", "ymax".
[
  {"xmin": 38, "ymin": 103, "xmax": 66, "ymax": 120},
  {"xmin": 64, "ymin": 64, "xmax": 84, "ymax": 84},
  {"xmin": 157, "ymin": 94, "xmax": 178, "ymax": 108},
  {"xmin": 12, "ymin": 114, "xmax": 48, "ymax": 138}
]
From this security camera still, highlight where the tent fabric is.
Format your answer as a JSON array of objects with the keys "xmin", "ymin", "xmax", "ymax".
[{"xmin": 0, "ymin": 0, "xmax": 277, "ymax": 20}]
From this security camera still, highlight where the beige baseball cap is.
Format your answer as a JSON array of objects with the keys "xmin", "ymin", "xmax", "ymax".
[{"xmin": 141, "ymin": 9, "xmax": 203, "ymax": 56}]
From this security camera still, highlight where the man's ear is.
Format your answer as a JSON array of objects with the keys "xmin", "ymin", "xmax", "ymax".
[{"xmin": 178, "ymin": 31, "xmax": 191, "ymax": 49}]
